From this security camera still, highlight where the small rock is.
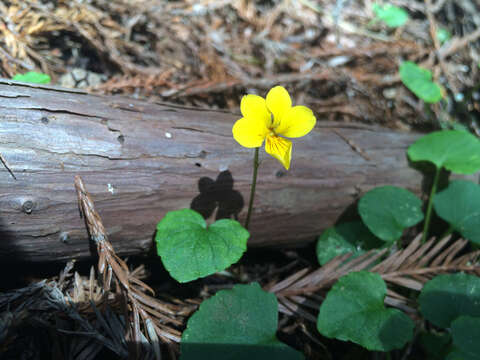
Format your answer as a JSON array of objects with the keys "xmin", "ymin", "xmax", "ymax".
[
  {"xmin": 383, "ymin": 88, "xmax": 397, "ymax": 99},
  {"xmin": 327, "ymin": 56, "xmax": 351, "ymax": 67},
  {"xmin": 59, "ymin": 68, "xmax": 107, "ymax": 89}
]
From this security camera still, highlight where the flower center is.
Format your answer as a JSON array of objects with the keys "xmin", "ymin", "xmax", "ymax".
[{"xmin": 268, "ymin": 113, "xmax": 277, "ymax": 135}]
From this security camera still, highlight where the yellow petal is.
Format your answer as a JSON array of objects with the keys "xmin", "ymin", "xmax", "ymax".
[
  {"xmin": 266, "ymin": 86, "xmax": 291, "ymax": 128},
  {"xmin": 240, "ymin": 94, "xmax": 271, "ymax": 126},
  {"xmin": 232, "ymin": 117, "xmax": 268, "ymax": 148},
  {"xmin": 265, "ymin": 135, "xmax": 292, "ymax": 170},
  {"xmin": 275, "ymin": 105, "xmax": 316, "ymax": 138}
]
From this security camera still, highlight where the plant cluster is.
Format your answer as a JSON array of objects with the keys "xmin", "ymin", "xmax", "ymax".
[
  {"xmin": 314, "ymin": 129, "xmax": 480, "ymax": 358},
  {"xmin": 152, "ymin": 80, "xmax": 480, "ymax": 359}
]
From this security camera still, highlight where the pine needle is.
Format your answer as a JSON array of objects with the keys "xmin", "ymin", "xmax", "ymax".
[{"xmin": 270, "ymin": 233, "xmax": 480, "ymax": 322}]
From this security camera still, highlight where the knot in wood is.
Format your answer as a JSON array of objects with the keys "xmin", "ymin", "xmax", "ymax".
[{"xmin": 22, "ymin": 200, "xmax": 35, "ymax": 214}]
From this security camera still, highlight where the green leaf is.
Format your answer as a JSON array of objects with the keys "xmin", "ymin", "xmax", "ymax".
[
  {"xmin": 451, "ymin": 316, "xmax": 480, "ymax": 359},
  {"xmin": 446, "ymin": 349, "xmax": 478, "ymax": 360},
  {"xmin": 418, "ymin": 331, "xmax": 452, "ymax": 360},
  {"xmin": 317, "ymin": 271, "xmax": 414, "ymax": 351},
  {"xmin": 358, "ymin": 186, "xmax": 424, "ymax": 242},
  {"xmin": 399, "ymin": 61, "xmax": 443, "ymax": 103},
  {"xmin": 419, "ymin": 273, "xmax": 480, "ymax": 328},
  {"xmin": 181, "ymin": 283, "xmax": 303, "ymax": 360},
  {"xmin": 373, "ymin": 3, "xmax": 409, "ymax": 27},
  {"xmin": 316, "ymin": 221, "xmax": 382, "ymax": 265},
  {"xmin": 407, "ymin": 130, "xmax": 480, "ymax": 174},
  {"xmin": 433, "ymin": 180, "xmax": 480, "ymax": 244},
  {"xmin": 12, "ymin": 71, "xmax": 51, "ymax": 84},
  {"xmin": 437, "ymin": 28, "xmax": 451, "ymax": 44},
  {"xmin": 155, "ymin": 209, "xmax": 248, "ymax": 283}
]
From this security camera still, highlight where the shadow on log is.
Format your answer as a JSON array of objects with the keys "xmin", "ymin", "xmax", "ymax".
[{"xmin": 0, "ymin": 79, "xmax": 427, "ymax": 262}]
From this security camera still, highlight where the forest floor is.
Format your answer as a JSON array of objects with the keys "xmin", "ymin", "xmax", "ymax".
[
  {"xmin": 1, "ymin": 0, "xmax": 480, "ymax": 359},
  {"xmin": 1, "ymin": 0, "xmax": 479, "ymax": 129}
]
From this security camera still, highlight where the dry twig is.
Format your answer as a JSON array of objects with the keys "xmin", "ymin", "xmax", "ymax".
[
  {"xmin": 74, "ymin": 175, "xmax": 192, "ymax": 359},
  {"xmin": 425, "ymin": 0, "xmax": 458, "ymax": 94},
  {"xmin": 0, "ymin": 153, "xmax": 16, "ymax": 180}
]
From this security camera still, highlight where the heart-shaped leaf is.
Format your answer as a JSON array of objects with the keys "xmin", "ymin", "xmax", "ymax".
[
  {"xmin": 399, "ymin": 61, "xmax": 443, "ymax": 103},
  {"xmin": 317, "ymin": 271, "xmax": 414, "ymax": 351},
  {"xmin": 12, "ymin": 71, "xmax": 51, "ymax": 84},
  {"xmin": 419, "ymin": 273, "xmax": 480, "ymax": 328},
  {"xmin": 433, "ymin": 180, "xmax": 480, "ymax": 244},
  {"xmin": 450, "ymin": 316, "xmax": 480, "ymax": 360},
  {"xmin": 373, "ymin": 3, "xmax": 409, "ymax": 27},
  {"xmin": 358, "ymin": 186, "xmax": 424, "ymax": 242},
  {"xmin": 407, "ymin": 130, "xmax": 480, "ymax": 174},
  {"xmin": 181, "ymin": 283, "xmax": 303, "ymax": 360},
  {"xmin": 155, "ymin": 209, "xmax": 248, "ymax": 283},
  {"xmin": 316, "ymin": 221, "xmax": 382, "ymax": 265}
]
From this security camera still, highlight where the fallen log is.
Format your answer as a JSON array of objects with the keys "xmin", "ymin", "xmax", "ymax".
[{"xmin": 0, "ymin": 79, "xmax": 427, "ymax": 262}]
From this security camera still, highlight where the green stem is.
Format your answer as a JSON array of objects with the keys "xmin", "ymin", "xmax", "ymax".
[
  {"xmin": 422, "ymin": 168, "xmax": 440, "ymax": 243},
  {"xmin": 244, "ymin": 147, "xmax": 260, "ymax": 230}
]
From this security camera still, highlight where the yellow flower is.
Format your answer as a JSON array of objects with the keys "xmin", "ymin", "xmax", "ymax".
[{"xmin": 232, "ymin": 86, "xmax": 316, "ymax": 170}]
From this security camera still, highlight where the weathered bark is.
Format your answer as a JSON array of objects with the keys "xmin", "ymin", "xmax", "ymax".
[{"xmin": 0, "ymin": 79, "xmax": 426, "ymax": 262}]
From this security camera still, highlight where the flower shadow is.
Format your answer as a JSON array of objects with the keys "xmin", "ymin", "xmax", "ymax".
[{"xmin": 190, "ymin": 170, "xmax": 244, "ymax": 221}]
